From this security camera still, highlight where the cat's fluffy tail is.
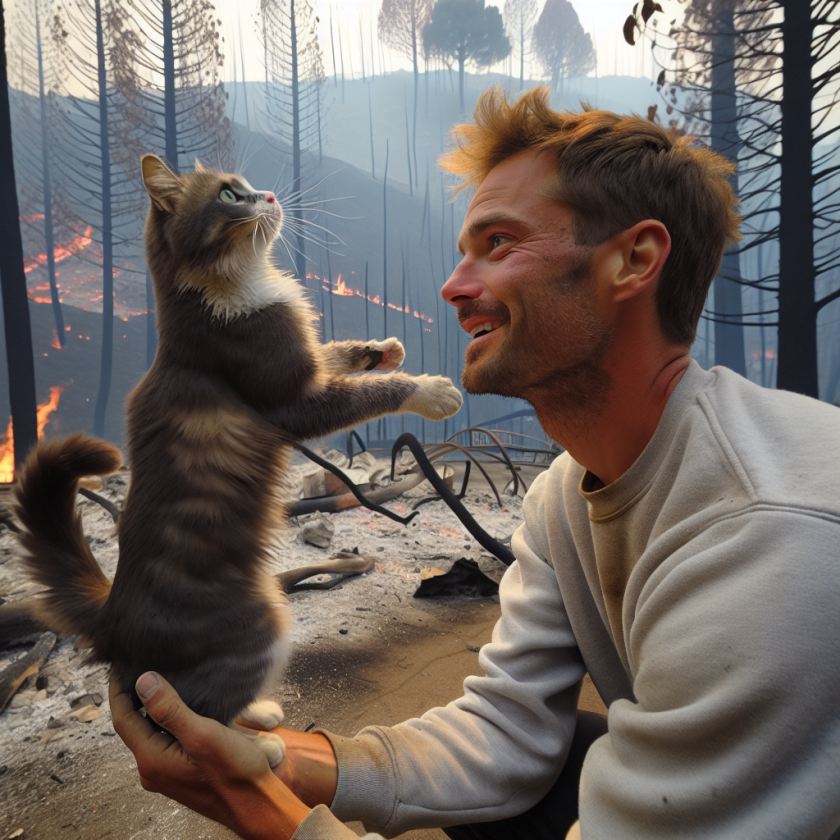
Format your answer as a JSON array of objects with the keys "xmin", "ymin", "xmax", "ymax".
[{"xmin": 13, "ymin": 434, "xmax": 122, "ymax": 639}]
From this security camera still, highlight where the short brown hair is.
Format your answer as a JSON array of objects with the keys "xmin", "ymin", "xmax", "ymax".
[{"xmin": 439, "ymin": 86, "xmax": 742, "ymax": 345}]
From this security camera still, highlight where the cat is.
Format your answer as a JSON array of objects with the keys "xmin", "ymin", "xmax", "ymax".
[{"xmin": 13, "ymin": 154, "xmax": 462, "ymax": 765}]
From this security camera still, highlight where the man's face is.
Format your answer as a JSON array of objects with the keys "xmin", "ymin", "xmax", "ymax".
[{"xmin": 441, "ymin": 150, "xmax": 613, "ymax": 416}]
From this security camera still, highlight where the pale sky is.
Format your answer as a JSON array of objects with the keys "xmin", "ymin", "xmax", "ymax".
[
  {"xmin": 3, "ymin": 0, "xmax": 681, "ymax": 94},
  {"xmin": 219, "ymin": 0, "xmax": 681, "ymax": 85}
]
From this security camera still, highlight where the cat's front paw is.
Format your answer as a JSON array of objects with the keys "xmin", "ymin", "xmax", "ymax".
[
  {"xmin": 365, "ymin": 337, "xmax": 405, "ymax": 371},
  {"xmin": 402, "ymin": 375, "xmax": 463, "ymax": 421}
]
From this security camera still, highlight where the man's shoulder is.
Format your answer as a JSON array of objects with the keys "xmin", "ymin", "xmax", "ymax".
[{"xmin": 698, "ymin": 367, "xmax": 840, "ymax": 512}]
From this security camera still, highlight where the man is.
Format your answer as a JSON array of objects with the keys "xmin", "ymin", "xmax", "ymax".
[{"xmin": 111, "ymin": 86, "xmax": 840, "ymax": 839}]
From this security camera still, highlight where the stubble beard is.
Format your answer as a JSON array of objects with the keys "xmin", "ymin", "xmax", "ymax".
[{"xmin": 460, "ymin": 258, "xmax": 613, "ymax": 432}]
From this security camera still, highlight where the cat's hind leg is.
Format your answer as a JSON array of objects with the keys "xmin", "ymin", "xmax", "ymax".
[
  {"xmin": 239, "ymin": 699, "xmax": 284, "ymax": 729},
  {"xmin": 239, "ymin": 728, "xmax": 286, "ymax": 768},
  {"xmin": 234, "ymin": 700, "xmax": 286, "ymax": 768},
  {"xmin": 321, "ymin": 337, "xmax": 405, "ymax": 374}
]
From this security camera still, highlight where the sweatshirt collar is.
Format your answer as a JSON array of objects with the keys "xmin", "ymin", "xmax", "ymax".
[{"xmin": 578, "ymin": 360, "xmax": 710, "ymax": 519}]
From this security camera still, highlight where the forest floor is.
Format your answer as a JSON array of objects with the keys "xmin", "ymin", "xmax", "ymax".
[{"xmin": 0, "ymin": 459, "xmax": 604, "ymax": 840}]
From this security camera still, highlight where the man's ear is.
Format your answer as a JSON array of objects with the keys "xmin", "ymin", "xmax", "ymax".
[
  {"xmin": 141, "ymin": 154, "xmax": 181, "ymax": 214},
  {"xmin": 609, "ymin": 220, "xmax": 671, "ymax": 304}
]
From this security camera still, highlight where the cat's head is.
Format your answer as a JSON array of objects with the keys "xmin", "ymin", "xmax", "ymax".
[{"xmin": 141, "ymin": 154, "xmax": 283, "ymax": 289}]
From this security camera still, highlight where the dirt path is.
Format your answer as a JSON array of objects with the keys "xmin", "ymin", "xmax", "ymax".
[{"xmin": 0, "ymin": 596, "xmax": 500, "ymax": 840}]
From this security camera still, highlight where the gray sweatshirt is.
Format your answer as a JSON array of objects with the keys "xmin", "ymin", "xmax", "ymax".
[{"xmin": 291, "ymin": 362, "xmax": 840, "ymax": 839}]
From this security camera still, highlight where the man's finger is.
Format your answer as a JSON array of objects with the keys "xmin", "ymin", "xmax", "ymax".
[
  {"xmin": 109, "ymin": 674, "xmax": 169, "ymax": 754},
  {"xmin": 134, "ymin": 671, "xmax": 203, "ymax": 744}
]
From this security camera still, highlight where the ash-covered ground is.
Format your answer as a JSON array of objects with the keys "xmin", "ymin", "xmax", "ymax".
[{"xmin": 0, "ymin": 458, "xmax": 533, "ymax": 839}]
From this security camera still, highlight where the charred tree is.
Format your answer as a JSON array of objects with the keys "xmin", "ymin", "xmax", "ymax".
[
  {"xmin": 50, "ymin": 0, "xmax": 123, "ymax": 439},
  {"xmin": 635, "ymin": 0, "xmax": 840, "ymax": 397},
  {"xmin": 9, "ymin": 0, "xmax": 65, "ymax": 346},
  {"xmin": 107, "ymin": 0, "xmax": 233, "ymax": 175},
  {"xmin": 0, "ymin": 0, "xmax": 38, "ymax": 465},
  {"xmin": 259, "ymin": 0, "xmax": 327, "ymax": 284},
  {"xmin": 377, "ymin": 0, "xmax": 433, "ymax": 188},
  {"xmin": 776, "ymin": 0, "xmax": 816, "ymax": 395}
]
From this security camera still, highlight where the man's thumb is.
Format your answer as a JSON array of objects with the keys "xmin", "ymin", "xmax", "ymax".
[{"xmin": 136, "ymin": 671, "xmax": 192, "ymax": 737}]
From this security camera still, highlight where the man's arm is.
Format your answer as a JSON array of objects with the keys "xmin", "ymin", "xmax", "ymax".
[
  {"xmin": 322, "ymin": 519, "xmax": 586, "ymax": 835},
  {"xmin": 109, "ymin": 672, "xmax": 352, "ymax": 840}
]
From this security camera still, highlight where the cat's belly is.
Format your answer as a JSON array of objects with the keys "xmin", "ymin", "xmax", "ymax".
[{"xmin": 96, "ymin": 563, "xmax": 289, "ymax": 724}]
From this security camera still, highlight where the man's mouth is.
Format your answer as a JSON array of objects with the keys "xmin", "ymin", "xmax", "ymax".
[{"xmin": 468, "ymin": 321, "xmax": 500, "ymax": 339}]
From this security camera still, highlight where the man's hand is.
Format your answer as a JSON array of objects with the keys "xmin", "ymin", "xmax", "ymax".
[{"xmin": 110, "ymin": 672, "xmax": 311, "ymax": 840}]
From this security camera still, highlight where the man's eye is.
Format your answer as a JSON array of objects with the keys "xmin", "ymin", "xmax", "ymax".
[
  {"xmin": 220, "ymin": 188, "xmax": 238, "ymax": 204},
  {"xmin": 490, "ymin": 234, "xmax": 507, "ymax": 250}
]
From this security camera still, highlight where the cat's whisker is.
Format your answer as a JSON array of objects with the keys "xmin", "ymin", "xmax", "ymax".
[
  {"xmin": 283, "ymin": 226, "xmax": 346, "ymax": 257},
  {"xmin": 278, "ymin": 168, "xmax": 343, "ymax": 203},
  {"xmin": 230, "ymin": 213, "xmax": 281, "ymax": 232},
  {"xmin": 272, "ymin": 166, "xmax": 289, "ymax": 196},
  {"xmin": 287, "ymin": 195, "xmax": 353, "ymax": 206},
  {"xmin": 299, "ymin": 209, "xmax": 361, "ymax": 221},
  {"xmin": 280, "ymin": 221, "xmax": 335, "ymax": 248},
  {"xmin": 281, "ymin": 201, "xmax": 361, "ymax": 221},
  {"xmin": 279, "ymin": 233, "xmax": 316, "ymax": 267},
  {"xmin": 239, "ymin": 137, "xmax": 266, "ymax": 174},
  {"xmin": 282, "ymin": 216, "xmax": 347, "ymax": 246},
  {"xmin": 288, "ymin": 201, "xmax": 358, "ymax": 218},
  {"xmin": 277, "ymin": 234, "xmax": 299, "ymax": 270},
  {"xmin": 281, "ymin": 198, "xmax": 354, "ymax": 214}
]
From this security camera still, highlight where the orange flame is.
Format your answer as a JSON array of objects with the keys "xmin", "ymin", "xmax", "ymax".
[
  {"xmin": 0, "ymin": 418, "xmax": 12, "ymax": 485},
  {"xmin": 305, "ymin": 272, "xmax": 434, "ymax": 324},
  {"xmin": 50, "ymin": 330, "xmax": 61, "ymax": 350},
  {"xmin": 0, "ymin": 386, "xmax": 64, "ymax": 483},
  {"xmin": 24, "ymin": 226, "xmax": 94, "ymax": 275},
  {"xmin": 331, "ymin": 274, "xmax": 354, "ymax": 296}
]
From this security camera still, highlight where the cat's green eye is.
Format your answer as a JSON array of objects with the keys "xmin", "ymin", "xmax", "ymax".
[{"xmin": 220, "ymin": 188, "xmax": 238, "ymax": 204}]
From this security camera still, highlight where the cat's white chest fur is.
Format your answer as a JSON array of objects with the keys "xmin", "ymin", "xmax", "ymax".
[{"xmin": 203, "ymin": 259, "xmax": 309, "ymax": 321}]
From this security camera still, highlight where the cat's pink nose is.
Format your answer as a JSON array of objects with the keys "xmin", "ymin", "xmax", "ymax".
[{"xmin": 265, "ymin": 192, "xmax": 276, "ymax": 203}]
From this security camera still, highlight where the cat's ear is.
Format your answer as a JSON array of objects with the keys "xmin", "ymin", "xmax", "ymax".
[
  {"xmin": 141, "ymin": 154, "xmax": 181, "ymax": 213},
  {"xmin": 194, "ymin": 158, "xmax": 206, "ymax": 173}
]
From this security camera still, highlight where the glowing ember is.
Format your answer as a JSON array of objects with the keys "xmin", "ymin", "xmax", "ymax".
[
  {"xmin": 50, "ymin": 331, "xmax": 62, "ymax": 350},
  {"xmin": 0, "ymin": 386, "xmax": 64, "ymax": 483},
  {"xmin": 439, "ymin": 526, "xmax": 463, "ymax": 539}
]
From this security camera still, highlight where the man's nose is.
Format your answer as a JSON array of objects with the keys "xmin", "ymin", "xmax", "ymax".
[{"xmin": 441, "ymin": 258, "xmax": 483, "ymax": 306}]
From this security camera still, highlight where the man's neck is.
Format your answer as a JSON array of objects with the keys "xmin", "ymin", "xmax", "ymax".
[{"xmin": 535, "ymin": 351, "xmax": 692, "ymax": 487}]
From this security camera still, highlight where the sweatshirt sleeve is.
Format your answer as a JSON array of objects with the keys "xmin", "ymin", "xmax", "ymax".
[
  {"xmin": 290, "ymin": 805, "xmax": 384, "ymax": 840},
  {"xmin": 323, "ymin": 514, "xmax": 587, "ymax": 837},
  {"xmin": 580, "ymin": 508, "xmax": 840, "ymax": 839}
]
